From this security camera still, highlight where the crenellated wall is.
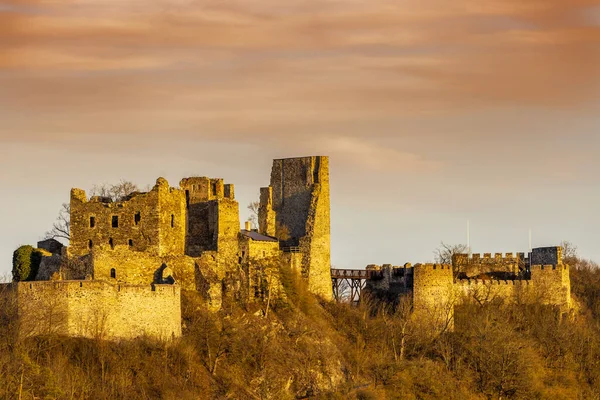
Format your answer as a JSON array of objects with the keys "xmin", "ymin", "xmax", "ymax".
[
  {"xmin": 452, "ymin": 252, "xmax": 527, "ymax": 279},
  {"xmin": 365, "ymin": 247, "xmax": 573, "ymax": 328}
]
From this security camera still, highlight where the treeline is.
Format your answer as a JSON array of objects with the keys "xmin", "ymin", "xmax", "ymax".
[{"xmin": 2, "ymin": 260, "xmax": 600, "ymax": 399}]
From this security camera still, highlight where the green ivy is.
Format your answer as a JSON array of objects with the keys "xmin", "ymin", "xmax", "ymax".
[{"xmin": 12, "ymin": 245, "xmax": 43, "ymax": 282}]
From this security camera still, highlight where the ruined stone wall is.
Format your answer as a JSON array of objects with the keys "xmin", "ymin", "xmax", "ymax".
[
  {"xmin": 35, "ymin": 254, "xmax": 62, "ymax": 281},
  {"xmin": 269, "ymin": 158, "xmax": 313, "ymax": 241},
  {"xmin": 364, "ymin": 264, "xmax": 413, "ymax": 297},
  {"xmin": 179, "ymin": 177, "xmax": 238, "ymax": 257},
  {"xmin": 158, "ymin": 181, "xmax": 187, "ymax": 256},
  {"xmin": 194, "ymin": 252, "xmax": 222, "ymax": 311},
  {"xmin": 180, "ymin": 177, "xmax": 232, "ymax": 203},
  {"xmin": 216, "ymin": 199, "xmax": 241, "ymax": 271},
  {"xmin": 70, "ymin": 178, "xmax": 185, "ymax": 258},
  {"xmin": 302, "ymin": 159, "xmax": 333, "ymax": 299},
  {"xmin": 258, "ymin": 187, "xmax": 276, "ymax": 237},
  {"xmin": 239, "ymin": 237, "xmax": 280, "ymax": 263},
  {"xmin": 281, "ymin": 252, "xmax": 303, "ymax": 274},
  {"xmin": 13, "ymin": 280, "xmax": 181, "ymax": 341},
  {"xmin": 265, "ymin": 156, "xmax": 332, "ymax": 300},
  {"xmin": 91, "ymin": 247, "xmax": 197, "ymax": 290},
  {"xmin": 239, "ymin": 237, "xmax": 281, "ymax": 301}
]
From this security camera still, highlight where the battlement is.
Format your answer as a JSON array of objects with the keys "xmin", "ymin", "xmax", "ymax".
[
  {"xmin": 415, "ymin": 263, "xmax": 452, "ymax": 270},
  {"xmin": 530, "ymin": 264, "xmax": 568, "ymax": 272},
  {"xmin": 456, "ymin": 278, "xmax": 532, "ymax": 286},
  {"xmin": 453, "ymin": 252, "xmax": 527, "ymax": 264}
]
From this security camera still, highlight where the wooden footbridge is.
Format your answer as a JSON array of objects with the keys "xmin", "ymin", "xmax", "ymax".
[{"xmin": 330, "ymin": 268, "xmax": 381, "ymax": 303}]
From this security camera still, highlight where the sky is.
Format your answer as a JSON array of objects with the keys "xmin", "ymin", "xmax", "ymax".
[{"xmin": 1, "ymin": 0, "xmax": 599, "ymax": 274}]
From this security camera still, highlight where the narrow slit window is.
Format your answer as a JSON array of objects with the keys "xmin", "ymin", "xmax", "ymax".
[
  {"xmin": 185, "ymin": 190, "xmax": 190, "ymax": 209},
  {"xmin": 88, "ymin": 240, "xmax": 93, "ymax": 249},
  {"xmin": 90, "ymin": 216, "xmax": 96, "ymax": 228},
  {"xmin": 171, "ymin": 214, "xmax": 175, "ymax": 228},
  {"xmin": 109, "ymin": 238, "xmax": 114, "ymax": 249},
  {"xmin": 134, "ymin": 212, "xmax": 141, "ymax": 225},
  {"xmin": 128, "ymin": 239, "xmax": 133, "ymax": 247},
  {"xmin": 211, "ymin": 182, "xmax": 217, "ymax": 195},
  {"xmin": 110, "ymin": 268, "xmax": 116, "ymax": 279},
  {"xmin": 112, "ymin": 216, "xmax": 119, "ymax": 228}
]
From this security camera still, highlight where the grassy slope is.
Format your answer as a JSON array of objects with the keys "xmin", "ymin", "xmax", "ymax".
[{"xmin": 1, "ymin": 262, "xmax": 600, "ymax": 399}]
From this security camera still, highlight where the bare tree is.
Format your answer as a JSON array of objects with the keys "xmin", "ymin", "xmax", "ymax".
[
  {"xmin": 44, "ymin": 181, "xmax": 139, "ymax": 243},
  {"xmin": 434, "ymin": 242, "xmax": 468, "ymax": 265},
  {"xmin": 44, "ymin": 203, "xmax": 70, "ymax": 241},
  {"xmin": 247, "ymin": 201, "xmax": 260, "ymax": 229},
  {"xmin": 90, "ymin": 180, "xmax": 140, "ymax": 202},
  {"xmin": 560, "ymin": 240, "xmax": 578, "ymax": 265}
]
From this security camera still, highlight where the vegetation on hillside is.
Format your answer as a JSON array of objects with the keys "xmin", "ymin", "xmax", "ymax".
[{"xmin": 2, "ymin": 252, "xmax": 600, "ymax": 399}]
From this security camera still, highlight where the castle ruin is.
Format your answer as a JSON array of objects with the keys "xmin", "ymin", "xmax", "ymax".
[
  {"xmin": 4, "ymin": 156, "xmax": 333, "ymax": 341},
  {"xmin": 4, "ymin": 154, "xmax": 574, "ymax": 341}
]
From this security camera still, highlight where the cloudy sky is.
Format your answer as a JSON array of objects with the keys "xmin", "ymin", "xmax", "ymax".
[{"xmin": 1, "ymin": 0, "xmax": 599, "ymax": 274}]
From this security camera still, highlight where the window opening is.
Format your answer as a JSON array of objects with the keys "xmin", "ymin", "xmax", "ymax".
[
  {"xmin": 128, "ymin": 239, "xmax": 133, "ymax": 247},
  {"xmin": 88, "ymin": 240, "xmax": 93, "ymax": 249},
  {"xmin": 185, "ymin": 190, "xmax": 190, "ymax": 208},
  {"xmin": 110, "ymin": 268, "xmax": 116, "ymax": 279},
  {"xmin": 90, "ymin": 216, "xmax": 96, "ymax": 228},
  {"xmin": 109, "ymin": 238, "xmax": 114, "ymax": 249},
  {"xmin": 134, "ymin": 212, "xmax": 141, "ymax": 225},
  {"xmin": 171, "ymin": 214, "xmax": 175, "ymax": 228},
  {"xmin": 112, "ymin": 216, "xmax": 119, "ymax": 228}
]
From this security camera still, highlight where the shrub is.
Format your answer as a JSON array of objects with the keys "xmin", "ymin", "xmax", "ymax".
[{"xmin": 12, "ymin": 245, "xmax": 42, "ymax": 282}]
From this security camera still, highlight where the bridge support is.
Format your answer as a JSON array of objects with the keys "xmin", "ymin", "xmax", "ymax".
[{"xmin": 330, "ymin": 269, "xmax": 373, "ymax": 304}]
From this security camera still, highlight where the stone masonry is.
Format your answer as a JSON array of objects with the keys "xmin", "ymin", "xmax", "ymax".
[
  {"xmin": 12, "ymin": 156, "xmax": 333, "ymax": 340},
  {"xmin": 2, "ymin": 280, "xmax": 181, "ymax": 341},
  {"xmin": 366, "ymin": 247, "xmax": 572, "ymax": 329},
  {"xmin": 258, "ymin": 156, "xmax": 333, "ymax": 300}
]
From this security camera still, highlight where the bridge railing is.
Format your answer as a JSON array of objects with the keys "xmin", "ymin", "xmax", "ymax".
[
  {"xmin": 330, "ymin": 269, "xmax": 382, "ymax": 280},
  {"xmin": 282, "ymin": 246, "xmax": 301, "ymax": 253}
]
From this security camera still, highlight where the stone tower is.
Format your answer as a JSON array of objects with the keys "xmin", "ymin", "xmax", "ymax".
[
  {"xmin": 259, "ymin": 156, "xmax": 332, "ymax": 299},
  {"xmin": 178, "ymin": 177, "xmax": 239, "ymax": 261}
]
